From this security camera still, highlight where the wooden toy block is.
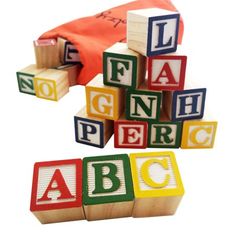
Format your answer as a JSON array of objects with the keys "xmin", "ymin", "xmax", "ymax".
[
  {"xmin": 103, "ymin": 42, "xmax": 146, "ymax": 89},
  {"xmin": 114, "ymin": 113, "xmax": 148, "ymax": 148},
  {"xmin": 148, "ymin": 111, "xmax": 182, "ymax": 148},
  {"xmin": 16, "ymin": 64, "xmax": 45, "ymax": 95},
  {"xmin": 148, "ymin": 53, "xmax": 187, "ymax": 91},
  {"xmin": 56, "ymin": 63, "xmax": 82, "ymax": 87},
  {"xmin": 181, "ymin": 120, "xmax": 217, "ymax": 149},
  {"xmin": 74, "ymin": 106, "xmax": 114, "ymax": 148},
  {"xmin": 34, "ymin": 69, "xmax": 69, "ymax": 101},
  {"xmin": 127, "ymin": 8, "xmax": 180, "ymax": 57},
  {"xmin": 34, "ymin": 39, "xmax": 60, "ymax": 68},
  {"xmin": 126, "ymin": 81, "xmax": 162, "ymax": 121},
  {"xmin": 30, "ymin": 159, "xmax": 85, "ymax": 224},
  {"xmin": 163, "ymin": 88, "xmax": 206, "ymax": 121},
  {"xmin": 130, "ymin": 151, "xmax": 184, "ymax": 217},
  {"xmin": 86, "ymin": 74, "xmax": 125, "ymax": 120},
  {"xmin": 58, "ymin": 37, "xmax": 80, "ymax": 64},
  {"xmin": 83, "ymin": 154, "xmax": 134, "ymax": 221}
]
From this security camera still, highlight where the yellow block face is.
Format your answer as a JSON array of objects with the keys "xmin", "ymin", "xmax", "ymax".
[
  {"xmin": 181, "ymin": 121, "xmax": 217, "ymax": 149},
  {"xmin": 86, "ymin": 87, "xmax": 118, "ymax": 120},
  {"xmin": 34, "ymin": 78, "xmax": 57, "ymax": 101},
  {"xmin": 129, "ymin": 152, "xmax": 184, "ymax": 198}
]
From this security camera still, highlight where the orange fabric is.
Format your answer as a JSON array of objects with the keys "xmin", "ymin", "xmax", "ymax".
[{"xmin": 40, "ymin": 0, "xmax": 184, "ymax": 85}]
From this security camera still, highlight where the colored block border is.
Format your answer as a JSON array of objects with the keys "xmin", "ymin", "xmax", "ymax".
[
  {"xmin": 114, "ymin": 120, "xmax": 148, "ymax": 148},
  {"xmin": 147, "ymin": 55, "xmax": 187, "ymax": 91},
  {"xmin": 85, "ymin": 86, "xmax": 118, "ymax": 120},
  {"xmin": 103, "ymin": 52, "xmax": 138, "ymax": 89},
  {"xmin": 126, "ymin": 89, "xmax": 162, "ymax": 121},
  {"xmin": 148, "ymin": 121, "xmax": 182, "ymax": 148},
  {"xmin": 181, "ymin": 120, "xmax": 218, "ymax": 149},
  {"xmin": 129, "ymin": 151, "xmax": 184, "ymax": 198},
  {"xmin": 34, "ymin": 78, "xmax": 58, "ymax": 101},
  {"xmin": 83, "ymin": 154, "xmax": 134, "ymax": 205},
  {"xmin": 64, "ymin": 41, "xmax": 79, "ymax": 64},
  {"xmin": 74, "ymin": 116, "xmax": 104, "ymax": 148},
  {"xmin": 172, "ymin": 88, "xmax": 206, "ymax": 121},
  {"xmin": 30, "ymin": 159, "xmax": 83, "ymax": 212},
  {"xmin": 147, "ymin": 14, "xmax": 180, "ymax": 57},
  {"xmin": 16, "ymin": 72, "xmax": 36, "ymax": 95}
]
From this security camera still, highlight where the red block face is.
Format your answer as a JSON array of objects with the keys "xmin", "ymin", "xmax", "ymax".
[
  {"xmin": 30, "ymin": 159, "xmax": 82, "ymax": 212},
  {"xmin": 148, "ymin": 55, "xmax": 187, "ymax": 91},
  {"xmin": 34, "ymin": 39, "xmax": 57, "ymax": 47},
  {"xmin": 114, "ymin": 120, "xmax": 148, "ymax": 148}
]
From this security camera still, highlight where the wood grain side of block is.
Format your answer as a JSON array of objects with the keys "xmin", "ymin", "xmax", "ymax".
[
  {"xmin": 127, "ymin": 12, "xmax": 148, "ymax": 56},
  {"xmin": 163, "ymin": 91, "xmax": 173, "ymax": 119},
  {"xmin": 33, "ymin": 207, "xmax": 85, "ymax": 224},
  {"xmin": 84, "ymin": 201, "xmax": 134, "ymax": 221},
  {"xmin": 56, "ymin": 64, "xmax": 81, "ymax": 86},
  {"xmin": 132, "ymin": 196, "xmax": 183, "ymax": 217},
  {"xmin": 17, "ymin": 64, "xmax": 46, "ymax": 75},
  {"xmin": 58, "ymin": 37, "xmax": 67, "ymax": 63},
  {"xmin": 34, "ymin": 39, "xmax": 60, "ymax": 68},
  {"xmin": 103, "ymin": 118, "xmax": 114, "ymax": 144},
  {"xmin": 117, "ymin": 87, "xmax": 125, "ymax": 120},
  {"xmin": 137, "ymin": 53, "xmax": 146, "ymax": 87}
]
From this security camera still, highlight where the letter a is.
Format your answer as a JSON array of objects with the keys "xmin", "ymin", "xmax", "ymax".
[
  {"xmin": 38, "ymin": 169, "xmax": 74, "ymax": 202},
  {"xmin": 153, "ymin": 63, "xmax": 177, "ymax": 85}
]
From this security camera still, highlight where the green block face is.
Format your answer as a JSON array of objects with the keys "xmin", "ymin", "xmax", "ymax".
[
  {"xmin": 83, "ymin": 154, "xmax": 134, "ymax": 205},
  {"xmin": 148, "ymin": 121, "xmax": 182, "ymax": 148},
  {"xmin": 103, "ymin": 52, "xmax": 137, "ymax": 88},
  {"xmin": 17, "ymin": 72, "xmax": 35, "ymax": 95},
  {"xmin": 126, "ymin": 90, "xmax": 162, "ymax": 121}
]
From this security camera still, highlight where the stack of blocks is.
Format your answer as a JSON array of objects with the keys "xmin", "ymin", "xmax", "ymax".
[
  {"xmin": 74, "ymin": 8, "xmax": 217, "ymax": 149},
  {"xmin": 27, "ymin": 7, "xmax": 218, "ymax": 224},
  {"xmin": 17, "ymin": 38, "xmax": 81, "ymax": 101},
  {"xmin": 30, "ymin": 151, "xmax": 184, "ymax": 223}
]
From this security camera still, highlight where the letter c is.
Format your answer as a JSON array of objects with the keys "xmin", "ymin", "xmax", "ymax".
[
  {"xmin": 189, "ymin": 126, "xmax": 212, "ymax": 145},
  {"xmin": 141, "ymin": 158, "xmax": 170, "ymax": 188}
]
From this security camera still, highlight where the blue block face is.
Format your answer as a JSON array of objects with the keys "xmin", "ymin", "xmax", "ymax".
[
  {"xmin": 172, "ymin": 88, "xmax": 206, "ymax": 121},
  {"xmin": 147, "ymin": 14, "xmax": 180, "ymax": 57},
  {"xmin": 64, "ymin": 41, "xmax": 80, "ymax": 63},
  {"xmin": 74, "ymin": 116, "xmax": 104, "ymax": 148}
]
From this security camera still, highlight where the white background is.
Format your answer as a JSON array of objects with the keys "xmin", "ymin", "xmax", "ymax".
[{"xmin": 0, "ymin": 0, "xmax": 235, "ymax": 235}]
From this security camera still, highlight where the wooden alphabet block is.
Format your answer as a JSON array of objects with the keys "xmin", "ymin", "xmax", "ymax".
[
  {"xmin": 56, "ymin": 63, "xmax": 82, "ymax": 87},
  {"xmin": 34, "ymin": 69, "xmax": 69, "ymax": 101},
  {"xmin": 86, "ymin": 74, "xmax": 125, "ymax": 120},
  {"xmin": 30, "ymin": 159, "xmax": 85, "ymax": 224},
  {"xmin": 127, "ymin": 8, "xmax": 180, "ymax": 56},
  {"xmin": 103, "ymin": 42, "xmax": 146, "ymax": 88},
  {"xmin": 74, "ymin": 106, "xmax": 113, "ymax": 148},
  {"xmin": 34, "ymin": 39, "xmax": 60, "ymax": 68},
  {"xmin": 126, "ymin": 82, "xmax": 162, "ymax": 121},
  {"xmin": 163, "ymin": 88, "xmax": 206, "ymax": 121},
  {"xmin": 83, "ymin": 154, "xmax": 134, "ymax": 221},
  {"xmin": 148, "ymin": 111, "xmax": 182, "ymax": 148},
  {"xmin": 114, "ymin": 113, "xmax": 148, "ymax": 148},
  {"xmin": 130, "ymin": 151, "xmax": 184, "ymax": 217},
  {"xmin": 16, "ymin": 64, "xmax": 45, "ymax": 95},
  {"xmin": 148, "ymin": 53, "xmax": 187, "ymax": 91},
  {"xmin": 181, "ymin": 120, "xmax": 217, "ymax": 149},
  {"xmin": 58, "ymin": 37, "xmax": 80, "ymax": 64}
]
